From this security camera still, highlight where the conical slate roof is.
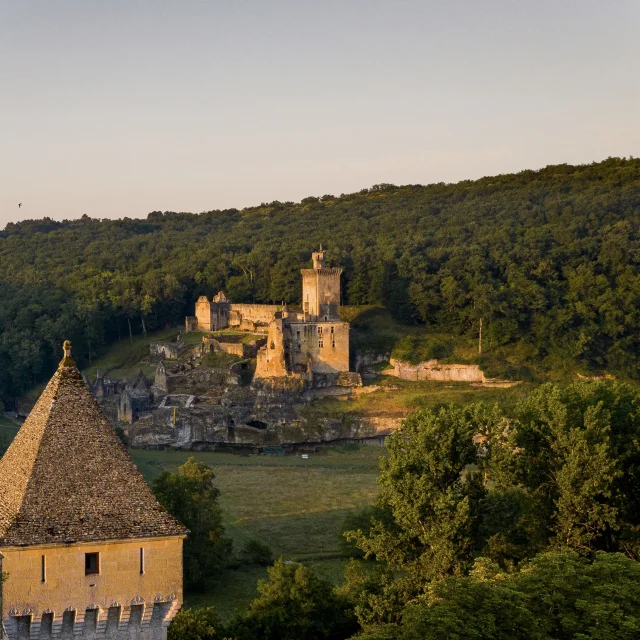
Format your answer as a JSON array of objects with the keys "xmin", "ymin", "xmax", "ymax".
[{"xmin": 0, "ymin": 342, "xmax": 186, "ymax": 546}]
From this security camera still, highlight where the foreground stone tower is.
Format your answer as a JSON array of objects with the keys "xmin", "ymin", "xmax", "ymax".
[{"xmin": 0, "ymin": 342, "xmax": 187, "ymax": 640}]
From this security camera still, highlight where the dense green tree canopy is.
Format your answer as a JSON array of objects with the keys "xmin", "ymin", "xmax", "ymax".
[
  {"xmin": 1, "ymin": 157, "xmax": 639, "ymax": 404},
  {"xmin": 359, "ymin": 552, "xmax": 640, "ymax": 640},
  {"xmin": 345, "ymin": 381, "xmax": 640, "ymax": 631}
]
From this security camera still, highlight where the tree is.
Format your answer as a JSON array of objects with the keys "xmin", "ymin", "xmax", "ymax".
[
  {"xmin": 168, "ymin": 607, "xmax": 224, "ymax": 640},
  {"xmin": 153, "ymin": 457, "xmax": 231, "ymax": 590},
  {"xmin": 515, "ymin": 551, "xmax": 640, "ymax": 639},
  {"xmin": 227, "ymin": 558, "xmax": 358, "ymax": 640},
  {"xmin": 347, "ymin": 405, "xmax": 489, "ymax": 581},
  {"xmin": 358, "ymin": 551, "xmax": 640, "ymax": 640},
  {"xmin": 487, "ymin": 382, "xmax": 640, "ymax": 556}
]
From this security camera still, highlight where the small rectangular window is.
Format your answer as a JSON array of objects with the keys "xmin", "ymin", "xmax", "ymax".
[
  {"xmin": 140, "ymin": 548, "xmax": 145, "ymax": 575},
  {"xmin": 41, "ymin": 555, "xmax": 46, "ymax": 583},
  {"xmin": 85, "ymin": 552, "xmax": 100, "ymax": 576},
  {"xmin": 318, "ymin": 326, "xmax": 323, "ymax": 335},
  {"xmin": 319, "ymin": 340, "xmax": 324, "ymax": 348}
]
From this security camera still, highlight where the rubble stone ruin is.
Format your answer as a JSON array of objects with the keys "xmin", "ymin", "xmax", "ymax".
[
  {"xmin": 84, "ymin": 249, "xmax": 374, "ymax": 450},
  {"xmin": 186, "ymin": 247, "xmax": 357, "ymax": 383}
]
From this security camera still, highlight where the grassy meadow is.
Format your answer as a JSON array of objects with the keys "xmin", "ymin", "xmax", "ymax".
[{"xmin": 130, "ymin": 445, "xmax": 384, "ymax": 620}]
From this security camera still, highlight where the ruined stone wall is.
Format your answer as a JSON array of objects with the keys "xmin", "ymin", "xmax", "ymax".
[
  {"xmin": 290, "ymin": 321, "xmax": 349, "ymax": 374},
  {"xmin": 150, "ymin": 342, "xmax": 190, "ymax": 360},
  {"xmin": 217, "ymin": 342, "xmax": 244, "ymax": 357},
  {"xmin": 1, "ymin": 537, "xmax": 183, "ymax": 640},
  {"xmin": 209, "ymin": 302, "xmax": 230, "ymax": 331},
  {"xmin": 388, "ymin": 359, "xmax": 486, "ymax": 382},
  {"xmin": 228, "ymin": 304, "xmax": 279, "ymax": 326},
  {"xmin": 203, "ymin": 336, "xmax": 266, "ymax": 359},
  {"xmin": 154, "ymin": 363, "xmax": 168, "ymax": 393},
  {"xmin": 255, "ymin": 320, "xmax": 288, "ymax": 378},
  {"xmin": 195, "ymin": 297, "xmax": 212, "ymax": 331}
]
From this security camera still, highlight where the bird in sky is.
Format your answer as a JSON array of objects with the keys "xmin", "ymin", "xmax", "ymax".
[{"xmin": 18, "ymin": 202, "xmax": 22, "ymax": 208}]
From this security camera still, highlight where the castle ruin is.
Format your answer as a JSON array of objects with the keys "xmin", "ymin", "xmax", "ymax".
[{"xmin": 186, "ymin": 248, "xmax": 353, "ymax": 381}]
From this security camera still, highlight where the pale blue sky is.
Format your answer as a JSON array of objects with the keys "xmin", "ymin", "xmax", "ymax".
[{"xmin": 1, "ymin": 1, "xmax": 639, "ymax": 224}]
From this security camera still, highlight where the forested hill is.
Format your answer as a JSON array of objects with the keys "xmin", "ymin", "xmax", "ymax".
[{"xmin": 1, "ymin": 157, "xmax": 639, "ymax": 405}]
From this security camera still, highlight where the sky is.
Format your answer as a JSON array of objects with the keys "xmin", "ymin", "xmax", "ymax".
[{"xmin": 1, "ymin": 0, "xmax": 639, "ymax": 225}]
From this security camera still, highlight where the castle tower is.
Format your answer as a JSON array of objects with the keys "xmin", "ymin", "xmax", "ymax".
[
  {"xmin": 194, "ymin": 296, "xmax": 212, "ymax": 331},
  {"xmin": 0, "ymin": 342, "xmax": 186, "ymax": 640},
  {"xmin": 301, "ymin": 247, "xmax": 342, "ymax": 322}
]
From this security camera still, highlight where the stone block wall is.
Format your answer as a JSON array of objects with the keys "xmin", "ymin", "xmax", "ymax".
[
  {"xmin": 388, "ymin": 359, "xmax": 486, "ymax": 382},
  {"xmin": 0, "ymin": 537, "xmax": 183, "ymax": 640},
  {"xmin": 290, "ymin": 321, "xmax": 350, "ymax": 374},
  {"xmin": 228, "ymin": 304, "xmax": 279, "ymax": 327}
]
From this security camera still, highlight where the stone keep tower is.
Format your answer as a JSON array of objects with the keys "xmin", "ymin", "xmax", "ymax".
[
  {"xmin": 301, "ymin": 247, "xmax": 342, "ymax": 322},
  {"xmin": 0, "ymin": 342, "xmax": 187, "ymax": 640}
]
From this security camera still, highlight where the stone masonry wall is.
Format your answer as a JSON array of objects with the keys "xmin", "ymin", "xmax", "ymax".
[
  {"xmin": 388, "ymin": 358, "xmax": 486, "ymax": 382},
  {"xmin": 1, "ymin": 537, "xmax": 183, "ymax": 640},
  {"xmin": 228, "ymin": 304, "xmax": 279, "ymax": 326},
  {"xmin": 290, "ymin": 322, "xmax": 350, "ymax": 374}
]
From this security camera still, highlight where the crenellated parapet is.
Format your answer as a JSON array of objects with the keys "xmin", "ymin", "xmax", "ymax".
[{"xmin": 4, "ymin": 596, "xmax": 179, "ymax": 639}]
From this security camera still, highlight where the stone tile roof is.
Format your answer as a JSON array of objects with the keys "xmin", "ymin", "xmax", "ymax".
[{"xmin": 0, "ymin": 342, "xmax": 187, "ymax": 546}]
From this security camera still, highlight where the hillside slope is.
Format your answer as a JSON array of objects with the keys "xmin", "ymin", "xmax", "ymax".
[{"xmin": 1, "ymin": 157, "xmax": 639, "ymax": 404}]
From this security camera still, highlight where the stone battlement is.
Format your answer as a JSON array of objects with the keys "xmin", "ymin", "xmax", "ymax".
[{"xmin": 3, "ymin": 598, "xmax": 178, "ymax": 639}]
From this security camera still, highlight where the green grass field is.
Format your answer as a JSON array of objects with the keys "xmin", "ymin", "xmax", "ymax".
[{"xmin": 130, "ymin": 445, "xmax": 383, "ymax": 619}]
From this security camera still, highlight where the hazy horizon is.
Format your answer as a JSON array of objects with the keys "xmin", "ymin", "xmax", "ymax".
[{"xmin": 2, "ymin": 0, "xmax": 639, "ymax": 226}]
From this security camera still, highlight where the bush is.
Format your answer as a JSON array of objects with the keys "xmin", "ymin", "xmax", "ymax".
[
  {"xmin": 227, "ymin": 558, "xmax": 358, "ymax": 640},
  {"xmin": 391, "ymin": 336, "xmax": 453, "ymax": 364},
  {"xmin": 239, "ymin": 538, "xmax": 273, "ymax": 566},
  {"xmin": 168, "ymin": 607, "xmax": 224, "ymax": 640}
]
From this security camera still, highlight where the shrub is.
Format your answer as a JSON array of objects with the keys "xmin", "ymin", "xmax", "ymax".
[
  {"xmin": 391, "ymin": 336, "xmax": 453, "ymax": 364},
  {"xmin": 227, "ymin": 558, "xmax": 358, "ymax": 640},
  {"xmin": 239, "ymin": 538, "xmax": 273, "ymax": 566},
  {"xmin": 168, "ymin": 607, "xmax": 224, "ymax": 640}
]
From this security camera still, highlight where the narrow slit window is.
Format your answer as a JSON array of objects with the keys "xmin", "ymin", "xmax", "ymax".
[
  {"xmin": 139, "ymin": 548, "xmax": 145, "ymax": 575},
  {"xmin": 41, "ymin": 555, "xmax": 46, "ymax": 583},
  {"xmin": 85, "ymin": 552, "xmax": 100, "ymax": 576}
]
